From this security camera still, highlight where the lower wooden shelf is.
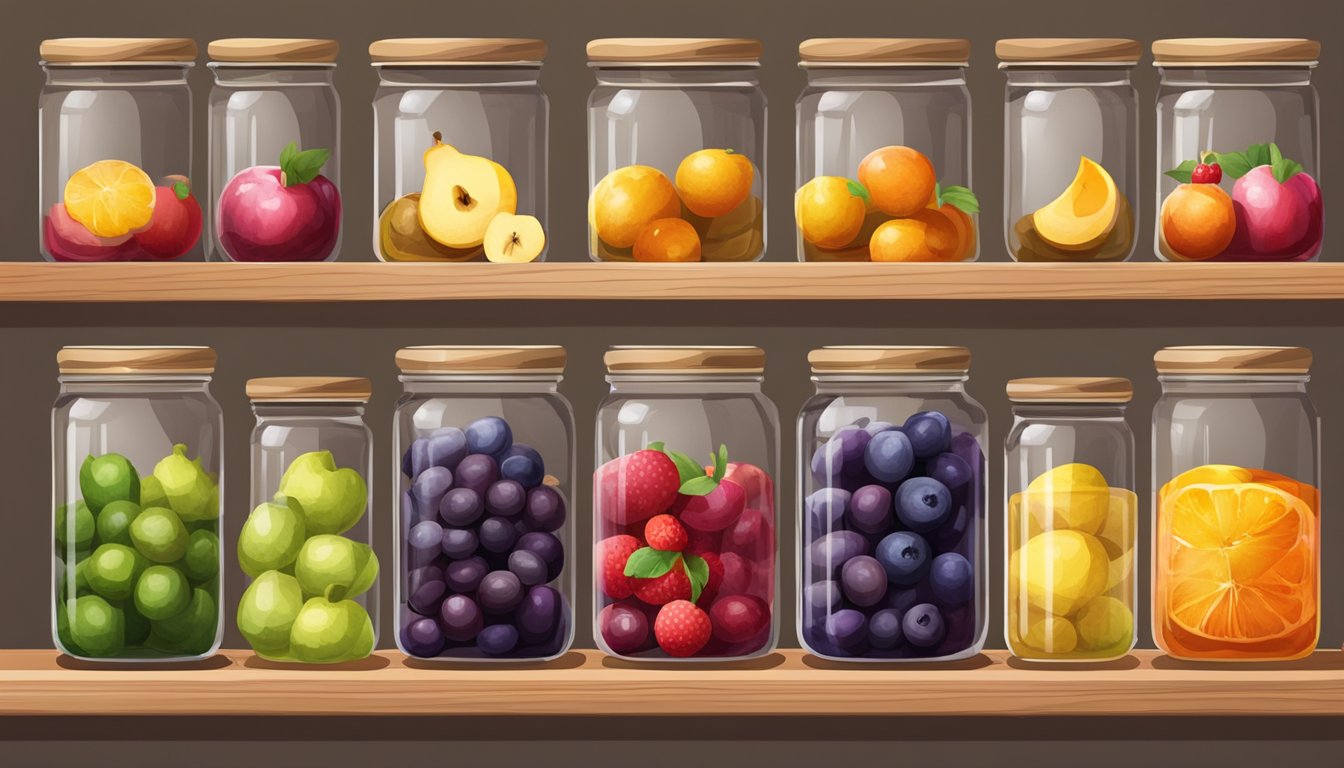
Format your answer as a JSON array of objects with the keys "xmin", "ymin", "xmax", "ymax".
[{"xmin": 2, "ymin": 649, "xmax": 1342, "ymax": 717}]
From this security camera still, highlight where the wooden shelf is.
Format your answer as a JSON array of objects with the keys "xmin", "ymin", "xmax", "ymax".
[
  {"xmin": 1, "ymin": 262, "xmax": 1341, "ymax": 302},
  {"xmin": 3, "ymin": 649, "xmax": 1342, "ymax": 717}
]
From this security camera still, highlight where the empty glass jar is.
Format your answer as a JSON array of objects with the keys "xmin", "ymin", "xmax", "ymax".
[
  {"xmin": 1005, "ymin": 377, "xmax": 1136, "ymax": 662},
  {"xmin": 371, "ymin": 38, "xmax": 549, "ymax": 263},
  {"xmin": 798, "ymin": 347, "xmax": 986, "ymax": 661},
  {"xmin": 796, "ymin": 38, "xmax": 977, "ymax": 262},
  {"xmin": 394, "ymin": 346, "xmax": 574, "ymax": 661},
  {"xmin": 1154, "ymin": 39, "xmax": 1322, "ymax": 262},
  {"xmin": 1153, "ymin": 346, "xmax": 1320, "ymax": 660},
  {"xmin": 588, "ymin": 38, "xmax": 766, "ymax": 262},
  {"xmin": 595, "ymin": 347, "xmax": 779, "ymax": 660},
  {"xmin": 52, "ymin": 346, "xmax": 222, "ymax": 661},
  {"xmin": 240, "ymin": 377, "xmax": 376, "ymax": 664},
  {"xmin": 208, "ymin": 38, "xmax": 342, "ymax": 262},
  {"xmin": 39, "ymin": 38, "xmax": 203, "ymax": 262},
  {"xmin": 999, "ymin": 38, "xmax": 1140, "ymax": 262}
]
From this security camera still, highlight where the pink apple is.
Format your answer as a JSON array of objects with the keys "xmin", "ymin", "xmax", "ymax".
[
  {"xmin": 42, "ymin": 203, "xmax": 128, "ymax": 262},
  {"xmin": 1284, "ymin": 172, "xmax": 1323, "ymax": 261},
  {"xmin": 1230, "ymin": 165, "xmax": 1310, "ymax": 255},
  {"xmin": 216, "ymin": 166, "xmax": 341, "ymax": 262},
  {"xmin": 133, "ymin": 177, "xmax": 203, "ymax": 260},
  {"xmin": 671, "ymin": 479, "xmax": 746, "ymax": 532}
]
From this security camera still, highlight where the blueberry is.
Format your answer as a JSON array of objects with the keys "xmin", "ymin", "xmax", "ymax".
[
  {"xmin": 478, "ymin": 570, "xmax": 525, "ymax": 614},
  {"xmin": 444, "ymin": 556, "xmax": 488, "ymax": 593},
  {"xmin": 847, "ymin": 484, "xmax": 894, "ymax": 534},
  {"xmin": 904, "ymin": 411, "xmax": 952, "ymax": 459},
  {"xmin": 825, "ymin": 609, "xmax": 868, "ymax": 649},
  {"xmin": 932, "ymin": 504, "xmax": 971, "ymax": 551},
  {"xmin": 883, "ymin": 584, "xmax": 930, "ymax": 614},
  {"xmin": 477, "ymin": 623, "xmax": 520, "ymax": 656},
  {"xmin": 439, "ymin": 487, "xmax": 484, "ymax": 527},
  {"xmin": 803, "ymin": 579, "xmax": 843, "ymax": 618},
  {"xmin": 810, "ymin": 426, "xmax": 870, "ymax": 486},
  {"xmin": 440, "ymin": 527, "xmax": 479, "ymax": 559},
  {"xmin": 521, "ymin": 486, "xmax": 566, "ymax": 532},
  {"xmin": 840, "ymin": 555, "xmax": 887, "ymax": 607},
  {"xmin": 864, "ymin": 429, "xmax": 915, "ymax": 484},
  {"xmin": 508, "ymin": 549, "xmax": 549, "ymax": 586},
  {"xmin": 428, "ymin": 427, "xmax": 469, "ymax": 471},
  {"xmin": 412, "ymin": 466, "xmax": 454, "ymax": 514},
  {"xmin": 466, "ymin": 416, "xmax": 513, "ymax": 458},
  {"xmin": 863, "ymin": 421, "xmax": 896, "ymax": 437},
  {"xmin": 867, "ymin": 608, "xmax": 905, "ymax": 649},
  {"xmin": 950, "ymin": 432, "xmax": 984, "ymax": 475},
  {"xmin": 805, "ymin": 488, "xmax": 850, "ymax": 535},
  {"xmin": 929, "ymin": 552, "xmax": 973, "ymax": 607},
  {"xmin": 874, "ymin": 530, "xmax": 931, "ymax": 586},
  {"xmin": 478, "ymin": 516, "xmax": 518, "ymax": 553},
  {"xmin": 485, "ymin": 480, "xmax": 527, "ymax": 517},
  {"xmin": 807, "ymin": 530, "xmax": 869, "ymax": 573},
  {"xmin": 927, "ymin": 452, "xmax": 973, "ymax": 497},
  {"xmin": 895, "ymin": 476, "xmax": 952, "ymax": 532},
  {"xmin": 500, "ymin": 444, "xmax": 545, "ymax": 488},
  {"xmin": 453, "ymin": 454, "xmax": 500, "ymax": 496},
  {"xmin": 902, "ymin": 603, "xmax": 946, "ymax": 648}
]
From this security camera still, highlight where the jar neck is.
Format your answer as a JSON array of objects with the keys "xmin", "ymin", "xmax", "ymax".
[
  {"xmin": 400, "ymin": 374, "xmax": 562, "ymax": 395},
  {"xmin": 58, "ymin": 374, "xmax": 212, "ymax": 395},
  {"xmin": 1158, "ymin": 66, "xmax": 1314, "ymax": 87},
  {"xmin": 1004, "ymin": 67, "xmax": 1134, "ymax": 87},
  {"xmin": 802, "ymin": 66, "xmax": 966, "ymax": 88},
  {"xmin": 374, "ymin": 65, "xmax": 541, "ymax": 87},
  {"xmin": 606, "ymin": 374, "xmax": 763, "ymax": 395},
  {"xmin": 1011, "ymin": 403, "xmax": 1128, "ymax": 421},
  {"xmin": 209, "ymin": 64, "xmax": 336, "ymax": 86},
  {"xmin": 811, "ymin": 373, "xmax": 968, "ymax": 396},
  {"xmin": 251, "ymin": 402, "xmax": 367, "ymax": 419},
  {"xmin": 43, "ymin": 64, "xmax": 192, "ymax": 86},
  {"xmin": 591, "ymin": 65, "xmax": 760, "ymax": 88},
  {"xmin": 1158, "ymin": 374, "xmax": 1310, "ymax": 394}
]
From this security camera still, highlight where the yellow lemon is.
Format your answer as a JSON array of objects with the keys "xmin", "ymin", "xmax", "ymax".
[
  {"xmin": 1074, "ymin": 596, "xmax": 1134, "ymax": 652},
  {"xmin": 1106, "ymin": 549, "xmax": 1134, "ymax": 592},
  {"xmin": 1024, "ymin": 463, "xmax": 1110, "ymax": 535},
  {"xmin": 1011, "ymin": 529, "xmax": 1108, "ymax": 616},
  {"xmin": 63, "ymin": 159, "xmax": 156, "ymax": 238},
  {"xmin": 1097, "ymin": 488, "xmax": 1137, "ymax": 557},
  {"xmin": 1023, "ymin": 615, "xmax": 1078, "ymax": 655}
]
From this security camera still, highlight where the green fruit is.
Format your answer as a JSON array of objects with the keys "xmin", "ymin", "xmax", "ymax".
[
  {"xmin": 69, "ymin": 595, "xmax": 125, "ymax": 657},
  {"xmin": 182, "ymin": 529, "xmax": 220, "ymax": 583},
  {"xmin": 122, "ymin": 602, "xmax": 152, "ymax": 646},
  {"xmin": 153, "ymin": 444, "xmax": 218, "ymax": 522},
  {"xmin": 294, "ymin": 535, "xmax": 378, "ymax": 600},
  {"xmin": 134, "ymin": 565, "xmax": 191, "ymax": 621},
  {"xmin": 238, "ymin": 498, "xmax": 306, "ymax": 578},
  {"xmin": 150, "ymin": 588, "xmax": 216, "ymax": 647},
  {"xmin": 289, "ymin": 597, "xmax": 375, "ymax": 663},
  {"xmin": 79, "ymin": 453, "xmax": 141, "ymax": 514},
  {"xmin": 238, "ymin": 571, "xmax": 304, "ymax": 656},
  {"xmin": 85, "ymin": 543, "xmax": 147, "ymax": 601},
  {"xmin": 129, "ymin": 507, "xmax": 189, "ymax": 563},
  {"xmin": 139, "ymin": 475, "xmax": 168, "ymax": 508},
  {"xmin": 95, "ymin": 500, "xmax": 142, "ymax": 547},
  {"xmin": 54, "ymin": 501, "xmax": 95, "ymax": 552},
  {"xmin": 72, "ymin": 558, "xmax": 91, "ymax": 595},
  {"xmin": 55, "ymin": 599, "xmax": 85, "ymax": 656},
  {"xmin": 278, "ymin": 451, "xmax": 367, "ymax": 535}
]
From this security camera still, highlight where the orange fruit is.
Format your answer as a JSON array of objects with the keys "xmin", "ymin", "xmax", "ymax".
[
  {"xmin": 675, "ymin": 149, "xmax": 754, "ymax": 218},
  {"xmin": 592, "ymin": 166, "xmax": 681, "ymax": 248},
  {"xmin": 1160, "ymin": 183, "xmax": 1236, "ymax": 261},
  {"xmin": 869, "ymin": 218, "xmax": 933, "ymax": 262},
  {"xmin": 63, "ymin": 159, "xmax": 156, "ymax": 238},
  {"xmin": 795, "ymin": 176, "xmax": 868, "ymax": 248},
  {"xmin": 633, "ymin": 218, "xmax": 701, "ymax": 262},
  {"xmin": 930, "ymin": 202, "xmax": 976, "ymax": 261},
  {"xmin": 858, "ymin": 146, "xmax": 936, "ymax": 218}
]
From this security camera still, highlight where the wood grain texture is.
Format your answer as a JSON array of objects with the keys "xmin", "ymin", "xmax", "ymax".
[
  {"xmin": 2, "ymin": 649, "xmax": 1342, "ymax": 717},
  {"xmin": 2, "ymin": 262, "xmax": 1343, "ymax": 302}
]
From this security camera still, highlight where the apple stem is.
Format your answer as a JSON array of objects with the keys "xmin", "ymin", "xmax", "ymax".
[{"xmin": 279, "ymin": 171, "xmax": 288, "ymax": 188}]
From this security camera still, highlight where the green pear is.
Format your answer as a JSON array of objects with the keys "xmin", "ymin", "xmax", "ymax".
[
  {"xmin": 238, "ymin": 497, "xmax": 306, "ymax": 578},
  {"xmin": 153, "ymin": 444, "xmax": 219, "ymax": 522},
  {"xmin": 140, "ymin": 475, "xmax": 169, "ymax": 508},
  {"xmin": 79, "ymin": 453, "xmax": 140, "ymax": 514},
  {"xmin": 278, "ymin": 451, "xmax": 367, "ymax": 536},
  {"xmin": 289, "ymin": 597, "xmax": 375, "ymax": 663},
  {"xmin": 238, "ymin": 571, "xmax": 305, "ymax": 657},
  {"xmin": 294, "ymin": 535, "xmax": 378, "ymax": 600}
]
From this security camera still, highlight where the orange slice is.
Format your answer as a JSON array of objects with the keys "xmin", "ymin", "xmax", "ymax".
[{"xmin": 63, "ymin": 160, "xmax": 156, "ymax": 238}]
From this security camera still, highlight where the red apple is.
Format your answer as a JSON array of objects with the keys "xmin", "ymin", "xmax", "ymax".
[
  {"xmin": 42, "ymin": 203, "xmax": 128, "ymax": 262},
  {"xmin": 132, "ymin": 176, "xmax": 202, "ymax": 260},
  {"xmin": 1230, "ymin": 165, "xmax": 1310, "ymax": 254},
  {"xmin": 216, "ymin": 161, "xmax": 341, "ymax": 262}
]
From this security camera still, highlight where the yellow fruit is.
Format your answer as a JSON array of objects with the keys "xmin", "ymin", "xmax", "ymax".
[
  {"xmin": 1106, "ymin": 549, "xmax": 1134, "ymax": 593},
  {"xmin": 378, "ymin": 194, "xmax": 479, "ymax": 262},
  {"xmin": 1074, "ymin": 596, "xmax": 1134, "ymax": 652},
  {"xmin": 1010, "ymin": 529, "xmax": 1109, "ymax": 616},
  {"xmin": 592, "ymin": 166, "xmax": 681, "ymax": 248},
  {"xmin": 675, "ymin": 149, "xmax": 754, "ymax": 218},
  {"xmin": 1032, "ymin": 157, "xmax": 1120, "ymax": 251},
  {"xmin": 63, "ymin": 159, "xmax": 156, "ymax": 238},
  {"xmin": 1097, "ymin": 488, "xmax": 1137, "ymax": 558},
  {"xmin": 1159, "ymin": 464, "xmax": 1253, "ymax": 505},
  {"xmin": 1024, "ymin": 463, "xmax": 1110, "ymax": 535},
  {"xmin": 795, "ymin": 177, "xmax": 869, "ymax": 248},
  {"xmin": 869, "ymin": 218, "xmax": 937, "ymax": 262},
  {"xmin": 418, "ymin": 136, "xmax": 518, "ymax": 249},
  {"xmin": 482, "ymin": 213, "xmax": 545, "ymax": 263},
  {"xmin": 1022, "ymin": 615, "xmax": 1078, "ymax": 655},
  {"xmin": 633, "ymin": 218, "xmax": 701, "ymax": 263}
]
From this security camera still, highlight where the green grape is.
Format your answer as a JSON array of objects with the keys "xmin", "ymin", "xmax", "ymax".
[
  {"xmin": 134, "ymin": 565, "xmax": 190, "ymax": 621},
  {"xmin": 79, "ymin": 453, "xmax": 140, "ymax": 514},
  {"xmin": 129, "ymin": 507, "xmax": 188, "ymax": 563},
  {"xmin": 69, "ymin": 595, "xmax": 124, "ymax": 657},
  {"xmin": 181, "ymin": 529, "xmax": 220, "ymax": 583},
  {"xmin": 95, "ymin": 500, "xmax": 142, "ymax": 547},
  {"xmin": 85, "ymin": 544, "xmax": 147, "ymax": 601}
]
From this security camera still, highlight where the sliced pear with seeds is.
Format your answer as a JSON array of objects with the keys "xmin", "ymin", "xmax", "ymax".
[{"xmin": 484, "ymin": 213, "xmax": 545, "ymax": 263}]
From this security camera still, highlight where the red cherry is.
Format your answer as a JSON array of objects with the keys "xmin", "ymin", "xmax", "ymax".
[{"xmin": 1191, "ymin": 162, "xmax": 1223, "ymax": 185}]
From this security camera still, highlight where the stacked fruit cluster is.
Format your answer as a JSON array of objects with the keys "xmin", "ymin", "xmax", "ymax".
[
  {"xmin": 802, "ymin": 413, "xmax": 981, "ymax": 659},
  {"xmin": 796, "ymin": 145, "xmax": 977, "ymax": 262},
  {"xmin": 399, "ymin": 417, "xmax": 569, "ymax": 659},
  {"xmin": 595, "ymin": 444, "xmax": 774, "ymax": 658},
  {"xmin": 1160, "ymin": 142, "xmax": 1322, "ymax": 262},
  {"xmin": 590, "ymin": 149, "xmax": 763, "ymax": 262},
  {"xmin": 1007, "ymin": 464, "xmax": 1136, "ymax": 659},
  {"xmin": 55, "ymin": 446, "xmax": 220, "ymax": 658},
  {"xmin": 237, "ymin": 451, "xmax": 377, "ymax": 663},
  {"xmin": 1013, "ymin": 156, "xmax": 1133, "ymax": 262},
  {"xmin": 44, "ymin": 160, "xmax": 202, "ymax": 262},
  {"xmin": 217, "ymin": 143, "xmax": 341, "ymax": 262}
]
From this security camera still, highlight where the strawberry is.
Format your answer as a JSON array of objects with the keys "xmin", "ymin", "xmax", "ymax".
[
  {"xmin": 633, "ymin": 563, "xmax": 692, "ymax": 605},
  {"xmin": 696, "ymin": 551, "xmax": 724, "ymax": 605},
  {"xmin": 654, "ymin": 599, "xmax": 712, "ymax": 657},
  {"xmin": 596, "ymin": 534, "xmax": 640, "ymax": 599},
  {"xmin": 644, "ymin": 514, "xmax": 688, "ymax": 552},
  {"xmin": 596, "ymin": 449, "xmax": 681, "ymax": 525}
]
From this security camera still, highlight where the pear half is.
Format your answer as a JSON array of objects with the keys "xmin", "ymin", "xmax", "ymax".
[
  {"xmin": 484, "ymin": 213, "xmax": 545, "ymax": 263},
  {"xmin": 1032, "ymin": 157, "xmax": 1120, "ymax": 251},
  {"xmin": 418, "ymin": 135, "xmax": 518, "ymax": 250}
]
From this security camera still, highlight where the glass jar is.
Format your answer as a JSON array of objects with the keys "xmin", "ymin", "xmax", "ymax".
[
  {"xmin": 1004, "ymin": 377, "xmax": 1136, "ymax": 662},
  {"xmin": 1154, "ymin": 39, "xmax": 1322, "ymax": 262},
  {"xmin": 796, "ymin": 38, "xmax": 978, "ymax": 263},
  {"xmin": 240, "ymin": 377, "xmax": 376, "ymax": 663},
  {"xmin": 371, "ymin": 39, "xmax": 549, "ymax": 264},
  {"xmin": 208, "ymin": 38, "xmax": 341, "ymax": 262},
  {"xmin": 999, "ymin": 38, "xmax": 1140, "ymax": 262},
  {"xmin": 1152, "ymin": 347, "xmax": 1319, "ymax": 661},
  {"xmin": 587, "ymin": 38, "xmax": 766, "ymax": 262},
  {"xmin": 39, "ymin": 38, "xmax": 203, "ymax": 262},
  {"xmin": 52, "ymin": 347, "xmax": 223, "ymax": 661},
  {"xmin": 798, "ymin": 347, "xmax": 986, "ymax": 661},
  {"xmin": 595, "ymin": 347, "xmax": 779, "ymax": 660},
  {"xmin": 393, "ymin": 346, "xmax": 574, "ymax": 661}
]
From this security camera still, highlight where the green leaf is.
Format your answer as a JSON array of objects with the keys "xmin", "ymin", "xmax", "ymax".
[
  {"xmin": 279, "ymin": 141, "xmax": 297, "ymax": 169},
  {"xmin": 683, "ymin": 554, "xmax": 710, "ymax": 604},
  {"xmin": 678, "ymin": 476, "xmax": 719, "ymax": 496},
  {"xmin": 279, "ymin": 143, "xmax": 332, "ymax": 187},
  {"xmin": 1273, "ymin": 157, "xmax": 1304, "ymax": 184},
  {"xmin": 938, "ymin": 185, "xmax": 980, "ymax": 215},
  {"xmin": 171, "ymin": 179, "xmax": 191, "ymax": 200},
  {"xmin": 623, "ymin": 548, "xmax": 680, "ymax": 579},
  {"xmin": 646, "ymin": 441, "xmax": 665, "ymax": 452},
  {"xmin": 666, "ymin": 450, "xmax": 707, "ymax": 485},
  {"xmin": 1211, "ymin": 150, "xmax": 1253, "ymax": 180},
  {"xmin": 713, "ymin": 444, "xmax": 728, "ymax": 482},
  {"xmin": 1246, "ymin": 142, "xmax": 1272, "ymax": 169},
  {"xmin": 1269, "ymin": 142, "xmax": 1284, "ymax": 168},
  {"xmin": 845, "ymin": 179, "xmax": 871, "ymax": 205},
  {"xmin": 1164, "ymin": 159, "xmax": 1198, "ymax": 184}
]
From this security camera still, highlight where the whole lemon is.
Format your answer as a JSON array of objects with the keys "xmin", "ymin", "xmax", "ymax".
[
  {"xmin": 1096, "ymin": 488, "xmax": 1137, "ymax": 557},
  {"xmin": 1022, "ymin": 615, "xmax": 1078, "ymax": 655},
  {"xmin": 1024, "ymin": 463, "xmax": 1110, "ymax": 535},
  {"xmin": 1074, "ymin": 596, "xmax": 1134, "ymax": 652},
  {"xmin": 1009, "ymin": 529, "xmax": 1109, "ymax": 616}
]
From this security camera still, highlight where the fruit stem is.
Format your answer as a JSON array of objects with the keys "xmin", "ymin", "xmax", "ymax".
[{"xmin": 432, "ymin": 131, "xmax": 443, "ymax": 147}]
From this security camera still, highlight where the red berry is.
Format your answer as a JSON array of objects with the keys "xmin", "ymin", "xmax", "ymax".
[
  {"xmin": 671, "ymin": 478, "xmax": 746, "ymax": 532},
  {"xmin": 696, "ymin": 551, "xmax": 724, "ymax": 605},
  {"xmin": 598, "ymin": 601, "xmax": 650, "ymax": 655},
  {"xmin": 709, "ymin": 594, "xmax": 770, "ymax": 644},
  {"xmin": 633, "ymin": 563, "xmax": 692, "ymax": 605},
  {"xmin": 596, "ymin": 534, "xmax": 640, "ymax": 599},
  {"xmin": 654, "ymin": 600, "xmax": 712, "ymax": 657},
  {"xmin": 684, "ymin": 526, "xmax": 723, "ymax": 556},
  {"xmin": 644, "ymin": 514, "xmax": 688, "ymax": 551},
  {"xmin": 1191, "ymin": 162, "xmax": 1223, "ymax": 185},
  {"xmin": 724, "ymin": 507, "xmax": 774, "ymax": 562},
  {"xmin": 596, "ymin": 450, "xmax": 681, "ymax": 525},
  {"xmin": 720, "ymin": 462, "xmax": 775, "ymax": 511}
]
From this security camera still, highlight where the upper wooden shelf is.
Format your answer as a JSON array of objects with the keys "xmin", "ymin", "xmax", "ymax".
[
  {"xmin": 3, "ymin": 649, "xmax": 1342, "ymax": 717},
  {"xmin": 0, "ymin": 262, "xmax": 1340, "ymax": 302}
]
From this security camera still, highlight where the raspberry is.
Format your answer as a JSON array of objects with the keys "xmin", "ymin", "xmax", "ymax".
[
  {"xmin": 633, "ymin": 564, "xmax": 691, "ymax": 605},
  {"xmin": 644, "ymin": 514, "xmax": 688, "ymax": 552},
  {"xmin": 654, "ymin": 600, "xmax": 712, "ymax": 657}
]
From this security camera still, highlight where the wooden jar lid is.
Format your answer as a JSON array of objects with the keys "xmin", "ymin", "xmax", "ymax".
[
  {"xmin": 604, "ymin": 346, "xmax": 765, "ymax": 374},
  {"xmin": 799, "ymin": 38, "xmax": 970, "ymax": 66},
  {"xmin": 396, "ymin": 346, "xmax": 567, "ymax": 375},
  {"xmin": 1154, "ymin": 346, "xmax": 1312, "ymax": 375},
  {"xmin": 587, "ymin": 38, "xmax": 762, "ymax": 64},
  {"xmin": 1006, "ymin": 377, "xmax": 1133, "ymax": 403},
  {"xmin": 1152, "ymin": 38, "xmax": 1320, "ymax": 67},
  {"xmin": 208, "ymin": 38, "xmax": 339, "ymax": 64},
  {"xmin": 808, "ymin": 346, "xmax": 971, "ymax": 374},
  {"xmin": 57, "ymin": 346, "xmax": 216, "ymax": 375},
  {"xmin": 246, "ymin": 377, "xmax": 372, "ymax": 402},
  {"xmin": 996, "ymin": 38, "xmax": 1141, "ymax": 65},
  {"xmin": 369, "ymin": 38, "xmax": 547, "ymax": 64},
  {"xmin": 40, "ymin": 38, "xmax": 197, "ymax": 63}
]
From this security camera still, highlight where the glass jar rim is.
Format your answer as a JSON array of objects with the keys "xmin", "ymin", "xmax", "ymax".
[{"xmin": 57, "ymin": 345, "xmax": 216, "ymax": 376}]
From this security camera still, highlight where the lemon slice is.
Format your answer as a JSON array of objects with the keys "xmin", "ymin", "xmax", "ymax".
[{"xmin": 64, "ymin": 160, "xmax": 156, "ymax": 238}]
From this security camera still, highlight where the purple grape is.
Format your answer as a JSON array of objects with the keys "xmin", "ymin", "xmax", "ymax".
[
  {"xmin": 479, "ymin": 516, "xmax": 519, "ymax": 553},
  {"xmin": 405, "ymin": 438, "xmax": 431, "ymax": 479},
  {"xmin": 950, "ymin": 431, "xmax": 984, "ymax": 475},
  {"xmin": 478, "ymin": 570, "xmax": 525, "ymax": 614},
  {"xmin": 402, "ymin": 616, "xmax": 446, "ymax": 657},
  {"xmin": 864, "ymin": 421, "xmax": 896, "ymax": 437},
  {"xmin": 932, "ymin": 504, "xmax": 972, "ymax": 552},
  {"xmin": 804, "ymin": 580, "xmax": 842, "ymax": 618},
  {"xmin": 412, "ymin": 466, "xmax": 454, "ymax": 513},
  {"xmin": 500, "ymin": 444, "xmax": 545, "ymax": 489},
  {"xmin": 408, "ymin": 564, "xmax": 444, "ymax": 594},
  {"xmin": 401, "ymin": 490, "xmax": 422, "ymax": 525},
  {"xmin": 864, "ymin": 429, "xmax": 915, "ymax": 484},
  {"xmin": 599, "ymin": 602, "xmax": 648, "ymax": 655},
  {"xmin": 895, "ymin": 476, "xmax": 953, "ymax": 532},
  {"xmin": 440, "ymin": 487, "xmax": 484, "ymax": 527},
  {"xmin": 477, "ymin": 623, "xmax": 520, "ymax": 655},
  {"xmin": 805, "ymin": 488, "xmax": 850, "ymax": 534},
  {"xmin": 522, "ymin": 486, "xmax": 566, "ymax": 532},
  {"xmin": 825, "ymin": 608, "xmax": 868, "ymax": 649},
  {"xmin": 516, "ymin": 531, "xmax": 564, "ymax": 580},
  {"xmin": 875, "ymin": 530, "xmax": 931, "ymax": 586},
  {"xmin": 409, "ymin": 578, "xmax": 448, "ymax": 615},
  {"xmin": 439, "ymin": 594, "xmax": 484, "ymax": 641},
  {"xmin": 810, "ymin": 426, "xmax": 871, "ymax": 486},
  {"xmin": 485, "ymin": 480, "xmax": 527, "ymax": 517},
  {"xmin": 807, "ymin": 530, "xmax": 869, "ymax": 572},
  {"xmin": 883, "ymin": 584, "xmax": 930, "ymax": 614},
  {"xmin": 454, "ymin": 454, "xmax": 500, "ymax": 496},
  {"xmin": 902, "ymin": 603, "xmax": 945, "ymax": 648},
  {"xmin": 408, "ymin": 520, "xmax": 445, "ymax": 568},
  {"xmin": 840, "ymin": 555, "xmax": 887, "ymax": 607},
  {"xmin": 466, "ymin": 416, "xmax": 513, "ymax": 458},
  {"xmin": 868, "ymin": 608, "xmax": 905, "ymax": 649},
  {"xmin": 508, "ymin": 549, "xmax": 548, "ymax": 586},
  {"xmin": 428, "ymin": 427, "xmax": 469, "ymax": 471},
  {"xmin": 903, "ymin": 411, "xmax": 952, "ymax": 459},
  {"xmin": 441, "ymin": 527, "xmax": 479, "ymax": 559},
  {"xmin": 847, "ymin": 485, "xmax": 894, "ymax": 534},
  {"xmin": 516, "ymin": 584, "xmax": 562, "ymax": 643},
  {"xmin": 929, "ymin": 552, "xmax": 973, "ymax": 607},
  {"xmin": 445, "ymin": 556, "xmax": 488, "ymax": 593},
  {"xmin": 928, "ymin": 452, "xmax": 973, "ymax": 497}
]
